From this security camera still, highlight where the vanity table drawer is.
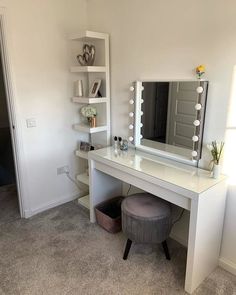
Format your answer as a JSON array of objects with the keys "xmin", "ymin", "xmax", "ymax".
[{"xmin": 93, "ymin": 161, "xmax": 191, "ymax": 211}]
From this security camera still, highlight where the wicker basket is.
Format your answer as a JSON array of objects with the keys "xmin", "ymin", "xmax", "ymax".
[{"xmin": 95, "ymin": 196, "xmax": 124, "ymax": 233}]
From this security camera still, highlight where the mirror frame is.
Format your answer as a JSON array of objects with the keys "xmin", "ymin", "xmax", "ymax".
[{"xmin": 130, "ymin": 80, "xmax": 209, "ymax": 165}]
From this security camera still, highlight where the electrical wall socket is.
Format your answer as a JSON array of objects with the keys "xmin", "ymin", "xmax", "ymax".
[
  {"xmin": 26, "ymin": 118, "xmax": 37, "ymax": 128},
  {"xmin": 57, "ymin": 165, "xmax": 69, "ymax": 175}
]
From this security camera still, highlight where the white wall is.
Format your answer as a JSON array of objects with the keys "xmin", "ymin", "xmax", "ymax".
[
  {"xmin": 0, "ymin": 0, "xmax": 87, "ymax": 215},
  {"xmin": 87, "ymin": 0, "xmax": 236, "ymax": 273}
]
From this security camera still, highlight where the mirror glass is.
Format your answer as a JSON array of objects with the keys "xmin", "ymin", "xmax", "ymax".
[{"xmin": 134, "ymin": 81, "xmax": 208, "ymax": 162}]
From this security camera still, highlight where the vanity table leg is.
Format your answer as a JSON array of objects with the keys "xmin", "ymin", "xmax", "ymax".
[
  {"xmin": 89, "ymin": 159, "xmax": 123, "ymax": 223},
  {"xmin": 185, "ymin": 180, "xmax": 227, "ymax": 294}
]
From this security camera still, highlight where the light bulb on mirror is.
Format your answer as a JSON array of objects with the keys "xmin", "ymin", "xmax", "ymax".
[
  {"xmin": 129, "ymin": 99, "xmax": 134, "ymax": 105},
  {"xmin": 192, "ymin": 135, "xmax": 199, "ymax": 142},
  {"xmin": 141, "ymin": 99, "xmax": 144, "ymax": 103},
  {"xmin": 129, "ymin": 124, "xmax": 134, "ymax": 130},
  {"xmin": 141, "ymin": 86, "xmax": 144, "ymax": 91},
  {"xmin": 193, "ymin": 120, "xmax": 200, "ymax": 126},
  {"xmin": 140, "ymin": 135, "xmax": 143, "ymax": 139},
  {"xmin": 129, "ymin": 86, "xmax": 134, "ymax": 92},
  {"xmin": 195, "ymin": 103, "xmax": 202, "ymax": 110},
  {"xmin": 129, "ymin": 112, "xmax": 134, "ymax": 117},
  {"xmin": 196, "ymin": 86, "xmax": 204, "ymax": 94},
  {"xmin": 129, "ymin": 136, "xmax": 134, "ymax": 142},
  {"xmin": 140, "ymin": 123, "xmax": 143, "ymax": 127},
  {"xmin": 140, "ymin": 111, "xmax": 143, "ymax": 116},
  {"xmin": 191, "ymin": 151, "xmax": 198, "ymax": 157}
]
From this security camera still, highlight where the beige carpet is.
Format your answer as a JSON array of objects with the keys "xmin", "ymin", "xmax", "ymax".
[
  {"xmin": 0, "ymin": 185, "xmax": 20, "ymax": 226},
  {"xmin": 0, "ymin": 196, "xmax": 235, "ymax": 295}
]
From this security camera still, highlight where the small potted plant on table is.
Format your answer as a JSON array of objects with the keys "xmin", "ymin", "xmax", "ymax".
[{"xmin": 207, "ymin": 141, "xmax": 224, "ymax": 179}]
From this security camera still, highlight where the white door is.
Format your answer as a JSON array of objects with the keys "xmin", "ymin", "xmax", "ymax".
[{"xmin": 167, "ymin": 82, "xmax": 199, "ymax": 149}]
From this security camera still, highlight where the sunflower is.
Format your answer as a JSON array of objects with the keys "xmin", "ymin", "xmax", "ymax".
[{"xmin": 196, "ymin": 65, "xmax": 205, "ymax": 73}]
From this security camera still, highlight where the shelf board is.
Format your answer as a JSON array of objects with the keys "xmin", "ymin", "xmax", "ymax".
[
  {"xmin": 69, "ymin": 30, "xmax": 108, "ymax": 41},
  {"xmin": 76, "ymin": 173, "xmax": 89, "ymax": 186},
  {"xmin": 75, "ymin": 150, "xmax": 88, "ymax": 160},
  {"xmin": 78, "ymin": 194, "xmax": 90, "ymax": 210},
  {"xmin": 70, "ymin": 66, "xmax": 106, "ymax": 73},
  {"xmin": 73, "ymin": 124, "xmax": 108, "ymax": 134},
  {"xmin": 72, "ymin": 97, "xmax": 109, "ymax": 104}
]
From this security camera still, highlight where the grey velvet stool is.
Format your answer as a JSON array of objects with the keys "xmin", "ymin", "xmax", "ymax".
[{"xmin": 121, "ymin": 193, "xmax": 172, "ymax": 260}]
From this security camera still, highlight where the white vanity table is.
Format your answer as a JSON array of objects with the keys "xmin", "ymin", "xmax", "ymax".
[{"xmin": 88, "ymin": 146, "xmax": 227, "ymax": 294}]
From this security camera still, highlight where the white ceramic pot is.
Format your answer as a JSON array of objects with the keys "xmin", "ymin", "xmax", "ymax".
[{"xmin": 213, "ymin": 164, "xmax": 220, "ymax": 179}]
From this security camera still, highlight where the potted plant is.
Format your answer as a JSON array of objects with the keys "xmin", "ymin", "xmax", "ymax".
[
  {"xmin": 196, "ymin": 65, "xmax": 205, "ymax": 80},
  {"xmin": 207, "ymin": 141, "xmax": 224, "ymax": 179},
  {"xmin": 81, "ymin": 105, "xmax": 97, "ymax": 128}
]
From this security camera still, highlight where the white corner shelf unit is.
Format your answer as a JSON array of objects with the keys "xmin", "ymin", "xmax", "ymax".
[
  {"xmin": 69, "ymin": 31, "xmax": 108, "ymax": 41},
  {"xmin": 78, "ymin": 194, "xmax": 90, "ymax": 210},
  {"xmin": 71, "ymin": 97, "xmax": 109, "ymax": 104},
  {"xmin": 70, "ymin": 66, "xmax": 106, "ymax": 73},
  {"xmin": 69, "ymin": 30, "xmax": 111, "ymax": 211},
  {"xmin": 75, "ymin": 150, "xmax": 88, "ymax": 160},
  {"xmin": 76, "ymin": 172, "xmax": 89, "ymax": 186},
  {"xmin": 73, "ymin": 124, "xmax": 108, "ymax": 134}
]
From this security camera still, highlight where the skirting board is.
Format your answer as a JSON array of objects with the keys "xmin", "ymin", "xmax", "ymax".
[
  {"xmin": 219, "ymin": 257, "xmax": 236, "ymax": 276},
  {"xmin": 24, "ymin": 190, "xmax": 86, "ymax": 218}
]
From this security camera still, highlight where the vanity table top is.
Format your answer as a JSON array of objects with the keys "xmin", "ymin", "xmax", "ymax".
[{"xmin": 89, "ymin": 147, "xmax": 226, "ymax": 195}]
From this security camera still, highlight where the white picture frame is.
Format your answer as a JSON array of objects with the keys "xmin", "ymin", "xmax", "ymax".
[{"xmin": 89, "ymin": 79, "xmax": 101, "ymax": 98}]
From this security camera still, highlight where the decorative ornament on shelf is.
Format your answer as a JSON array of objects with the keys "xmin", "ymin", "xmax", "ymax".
[
  {"xmin": 81, "ymin": 105, "xmax": 97, "ymax": 127},
  {"xmin": 89, "ymin": 79, "xmax": 101, "ymax": 98},
  {"xmin": 195, "ymin": 64, "xmax": 205, "ymax": 80},
  {"xmin": 77, "ymin": 44, "xmax": 95, "ymax": 66},
  {"xmin": 207, "ymin": 141, "xmax": 225, "ymax": 179},
  {"xmin": 75, "ymin": 80, "xmax": 83, "ymax": 97}
]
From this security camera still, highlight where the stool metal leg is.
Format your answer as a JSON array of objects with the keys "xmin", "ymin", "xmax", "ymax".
[
  {"xmin": 123, "ymin": 239, "xmax": 132, "ymax": 260},
  {"xmin": 162, "ymin": 240, "xmax": 171, "ymax": 260}
]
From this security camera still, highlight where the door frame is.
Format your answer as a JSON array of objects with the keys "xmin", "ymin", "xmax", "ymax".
[{"xmin": 0, "ymin": 8, "xmax": 28, "ymax": 217}]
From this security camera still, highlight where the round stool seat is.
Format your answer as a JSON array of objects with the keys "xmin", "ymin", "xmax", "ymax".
[
  {"xmin": 122, "ymin": 193, "xmax": 171, "ymax": 219},
  {"xmin": 122, "ymin": 193, "xmax": 172, "ymax": 244}
]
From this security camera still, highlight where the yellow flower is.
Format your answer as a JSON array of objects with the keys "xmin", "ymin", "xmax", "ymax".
[{"xmin": 196, "ymin": 65, "xmax": 205, "ymax": 73}]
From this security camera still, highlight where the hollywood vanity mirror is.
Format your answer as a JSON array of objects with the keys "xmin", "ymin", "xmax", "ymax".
[{"xmin": 129, "ymin": 80, "xmax": 208, "ymax": 164}]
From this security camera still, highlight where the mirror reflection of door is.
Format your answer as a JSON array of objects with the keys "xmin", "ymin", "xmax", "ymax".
[
  {"xmin": 142, "ymin": 81, "xmax": 199, "ymax": 150},
  {"xmin": 167, "ymin": 82, "xmax": 199, "ymax": 149},
  {"xmin": 142, "ymin": 82, "xmax": 169, "ymax": 143}
]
